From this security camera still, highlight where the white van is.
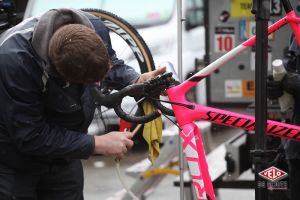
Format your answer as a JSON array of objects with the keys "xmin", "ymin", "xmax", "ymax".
[{"xmin": 23, "ymin": 0, "xmax": 206, "ymax": 133}]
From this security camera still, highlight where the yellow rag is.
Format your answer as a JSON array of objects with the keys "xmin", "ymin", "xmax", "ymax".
[{"xmin": 142, "ymin": 101, "xmax": 163, "ymax": 163}]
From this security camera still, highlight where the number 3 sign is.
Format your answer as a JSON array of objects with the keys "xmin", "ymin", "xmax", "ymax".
[{"xmin": 214, "ymin": 27, "xmax": 235, "ymax": 53}]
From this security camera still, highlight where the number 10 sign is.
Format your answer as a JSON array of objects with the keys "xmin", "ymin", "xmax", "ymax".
[{"xmin": 214, "ymin": 27, "xmax": 235, "ymax": 53}]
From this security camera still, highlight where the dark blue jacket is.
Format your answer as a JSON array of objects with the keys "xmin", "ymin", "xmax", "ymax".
[
  {"xmin": 0, "ymin": 9, "xmax": 139, "ymax": 173},
  {"xmin": 282, "ymin": 35, "xmax": 300, "ymax": 159}
]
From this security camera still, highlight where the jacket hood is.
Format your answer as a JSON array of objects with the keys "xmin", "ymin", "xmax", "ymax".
[{"xmin": 32, "ymin": 8, "xmax": 94, "ymax": 76}]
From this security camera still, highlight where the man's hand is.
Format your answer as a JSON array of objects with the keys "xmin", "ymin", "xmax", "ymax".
[
  {"xmin": 94, "ymin": 131, "xmax": 134, "ymax": 160},
  {"xmin": 136, "ymin": 66, "xmax": 167, "ymax": 83}
]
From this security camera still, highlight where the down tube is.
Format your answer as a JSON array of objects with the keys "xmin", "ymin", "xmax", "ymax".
[
  {"xmin": 179, "ymin": 123, "xmax": 215, "ymax": 200},
  {"xmin": 191, "ymin": 105, "xmax": 300, "ymax": 141}
]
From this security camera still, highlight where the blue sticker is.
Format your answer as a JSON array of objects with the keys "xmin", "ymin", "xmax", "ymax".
[{"xmin": 239, "ymin": 19, "xmax": 247, "ymax": 42}]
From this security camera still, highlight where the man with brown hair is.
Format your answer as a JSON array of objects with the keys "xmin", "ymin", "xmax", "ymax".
[
  {"xmin": 0, "ymin": 8, "xmax": 165, "ymax": 200},
  {"xmin": 48, "ymin": 23, "xmax": 111, "ymax": 83}
]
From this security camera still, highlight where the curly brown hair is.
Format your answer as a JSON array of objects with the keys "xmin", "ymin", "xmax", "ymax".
[{"xmin": 48, "ymin": 24, "xmax": 111, "ymax": 83}]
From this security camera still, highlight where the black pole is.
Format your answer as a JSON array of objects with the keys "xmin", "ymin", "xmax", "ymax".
[{"xmin": 252, "ymin": 0, "xmax": 269, "ymax": 200}]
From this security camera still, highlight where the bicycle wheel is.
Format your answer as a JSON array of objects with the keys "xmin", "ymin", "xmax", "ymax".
[
  {"xmin": 82, "ymin": 8, "xmax": 155, "ymax": 135},
  {"xmin": 82, "ymin": 8, "xmax": 155, "ymax": 74}
]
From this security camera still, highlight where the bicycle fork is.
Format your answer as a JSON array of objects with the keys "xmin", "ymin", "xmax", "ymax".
[{"xmin": 180, "ymin": 123, "xmax": 215, "ymax": 200}]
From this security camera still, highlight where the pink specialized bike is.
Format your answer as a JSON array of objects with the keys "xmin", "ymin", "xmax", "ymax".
[{"xmin": 92, "ymin": 0, "xmax": 300, "ymax": 199}]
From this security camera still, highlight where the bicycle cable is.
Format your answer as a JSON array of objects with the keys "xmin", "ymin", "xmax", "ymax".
[
  {"xmin": 161, "ymin": 111, "xmax": 182, "ymax": 131},
  {"xmin": 149, "ymin": 97, "xmax": 195, "ymax": 110},
  {"xmin": 114, "ymin": 99, "xmax": 144, "ymax": 200},
  {"xmin": 115, "ymin": 161, "xmax": 139, "ymax": 200},
  {"xmin": 115, "ymin": 124, "xmax": 142, "ymax": 200}
]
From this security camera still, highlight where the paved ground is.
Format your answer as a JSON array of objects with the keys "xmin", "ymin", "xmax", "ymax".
[{"xmin": 82, "ymin": 125, "xmax": 257, "ymax": 200}]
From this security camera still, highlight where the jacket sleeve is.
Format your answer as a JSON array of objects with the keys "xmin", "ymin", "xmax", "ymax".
[
  {"xmin": 88, "ymin": 16, "xmax": 140, "ymax": 90},
  {"xmin": 282, "ymin": 73, "xmax": 300, "ymax": 93},
  {"xmin": 282, "ymin": 36, "xmax": 300, "ymax": 95},
  {"xmin": 2, "ymin": 53, "xmax": 95, "ymax": 160}
]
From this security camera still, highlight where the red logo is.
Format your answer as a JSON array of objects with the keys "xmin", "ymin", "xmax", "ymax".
[{"xmin": 259, "ymin": 166, "xmax": 288, "ymax": 182}]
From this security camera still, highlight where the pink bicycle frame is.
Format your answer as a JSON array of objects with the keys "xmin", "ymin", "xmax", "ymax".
[{"xmin": 166, "ymin": 10, "xmax": 300, "ymax": 200}]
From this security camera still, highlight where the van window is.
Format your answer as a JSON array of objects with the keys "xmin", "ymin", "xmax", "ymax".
[
  {"xmin": 185, "ymin": 0, "xmax": 204, "ymax": 30},
  {"xmin": 29, "ymin": 0, "xmax": 175, "ymax": 28}
]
